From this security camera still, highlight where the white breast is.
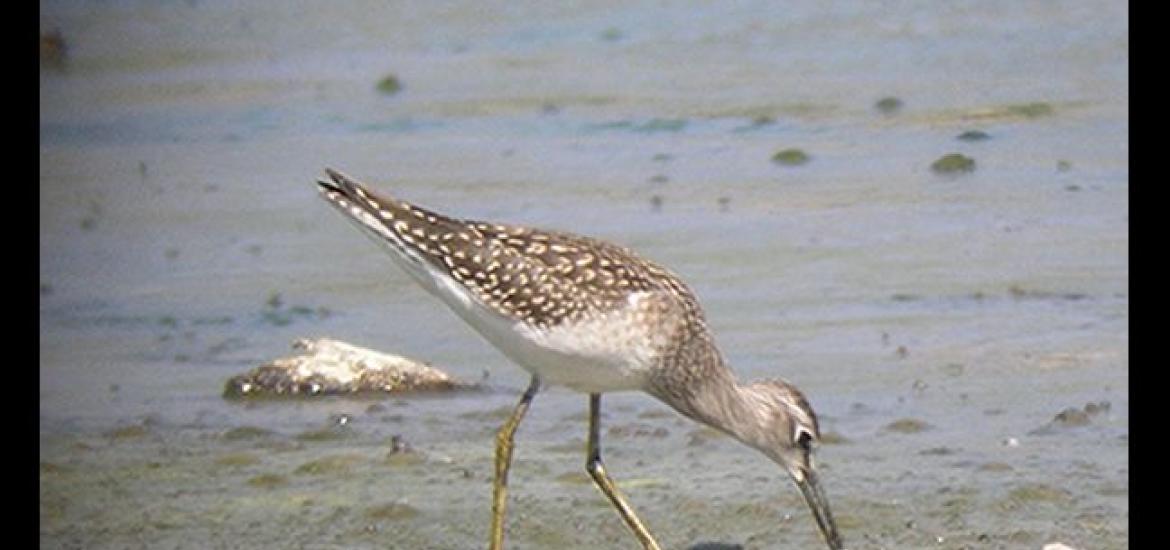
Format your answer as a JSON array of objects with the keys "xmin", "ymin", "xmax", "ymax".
[{"xmin": 442, "ymin": 286, "xmax": 674, "ymax": 393}]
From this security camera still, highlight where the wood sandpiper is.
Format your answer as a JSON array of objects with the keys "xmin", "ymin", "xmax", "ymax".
[{"xmin": 316, "ymin": 168, "xmax": 843, "ymax": 550}]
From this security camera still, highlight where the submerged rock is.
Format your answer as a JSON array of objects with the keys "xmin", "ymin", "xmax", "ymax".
[{"xmin": 224, "ymin": 338, "xmax": 469, "ymax": 397}]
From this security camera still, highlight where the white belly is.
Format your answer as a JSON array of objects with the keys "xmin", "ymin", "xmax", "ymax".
[
  {"xmin": 455, "ymin": 293, "xmax": 659, "ymax": 393},
  {"xmin": 353, "ymin": 217, "xmax": 669, "ymax": 393},
  {"xmin": 425, "ymin": 270, "xmax": 665, "ymax": 393}
]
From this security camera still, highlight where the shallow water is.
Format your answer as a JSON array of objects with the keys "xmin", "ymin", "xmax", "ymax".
[{"xmin": 41, "ymin": 2, "xmax": 1127, "ymax": 549}]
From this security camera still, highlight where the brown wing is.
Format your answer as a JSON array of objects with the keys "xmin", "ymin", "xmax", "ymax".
[{"xmin": 318, "ymin": 169, "xmax": 706, "ymax": 330}]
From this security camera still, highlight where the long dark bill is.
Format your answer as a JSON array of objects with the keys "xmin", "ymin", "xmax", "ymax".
[{"xmin": 795, "ymin": 469, "xmax": 844, "ymax": 550}]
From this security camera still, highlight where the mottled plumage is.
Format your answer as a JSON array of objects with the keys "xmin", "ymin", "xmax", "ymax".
[
  {"xmin": 315, "ymin": 168, "xmax": 843, "ymax": 550},
  {"xmin": 321, "ymin": 169, "xmax": 700, "ymax": 331},
  {"xmin": 317, "ymin": 168, "xmax": 714, "ymax": 394}
]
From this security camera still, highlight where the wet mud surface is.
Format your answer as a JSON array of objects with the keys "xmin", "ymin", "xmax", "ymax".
[{"xmin": 41, "ymin": 1, "xmax": 1126, "ymax": 548}]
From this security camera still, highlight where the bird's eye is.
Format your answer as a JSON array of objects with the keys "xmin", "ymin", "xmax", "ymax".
[{"xmin": 795, "ymin": 427, "xmax": 814, "ymax": 452}]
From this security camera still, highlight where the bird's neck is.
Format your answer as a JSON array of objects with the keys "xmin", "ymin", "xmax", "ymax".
[
  {"xmin": 689, "ymin": 375, "xmax": 767, "ymax": 446},
  {"xmin": 648, "ymin": 338, "xmax": 763, "ymax": 446}
]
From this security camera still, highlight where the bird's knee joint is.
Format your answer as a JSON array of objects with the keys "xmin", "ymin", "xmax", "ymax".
[{"xmin": 585, "ymin": 457, "xmax": 605, "ymax": 478}]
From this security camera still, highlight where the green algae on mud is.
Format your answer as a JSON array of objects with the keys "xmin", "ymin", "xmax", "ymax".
[
  {"xmin": 220, "ymin": 426, "xmax": 275, "ymax": 441},
  {"xmin": 294, "ymin": 454, "xmax": 365, "ymax": 475},
  {"xmin": 874, "ymin": 96, "xmax": 904, "ymax": 114},
  {"xmin": 931, "ymin": 153, "xmax": 976, "ymax": 174},
  {"xmin": 295, "ymin": 427, "xmax": 351, "ymax": 442},
  {"xmin": 375, "ymin": 74, "xmax": 403, "ymax": 95},
  {"xmin": 771, "ymin": 148, "xmax": 810, "ymax": 166},
  {"xmin": 884, "ymin": 418, "xmax": 932, "ymax": 433},
  {"xmin": 384, "ymin": 451, "xmax": 426, "ymax": 467},
  {"xmin": 960, "ymin": 101, "xmax": 1058, "ymax": 121},
  {"xmin": 215, "ymin": 452, "xmax": 262, "ymax": 467},
  {"xmin": 246, "ymin": 473, "xmax": 289, "ymax": 489}
]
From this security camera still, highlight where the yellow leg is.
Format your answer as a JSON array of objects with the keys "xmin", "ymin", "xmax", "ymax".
[
  {"xmin": 586, "ymin": 393, "xmax": 663, "ymax": 550},
  {"xmin": 489, "ymin": 375, "xmax": 540, "ymax": 550}
]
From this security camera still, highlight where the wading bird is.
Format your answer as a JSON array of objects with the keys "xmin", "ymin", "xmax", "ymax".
[{"xmin": 316, "ymin": 169, "xmax": 843, "ymax": 549}]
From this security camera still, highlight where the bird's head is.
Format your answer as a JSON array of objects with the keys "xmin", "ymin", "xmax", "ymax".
[{"xmin": 737, "ymin": 379, "xmax": 843, "ymax": 550}]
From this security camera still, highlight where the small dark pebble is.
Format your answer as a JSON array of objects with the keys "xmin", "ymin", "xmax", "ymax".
[
  {"xmin": 717, "ymin": 196, "xmax": 731, "ymax": 212},
  {"xmin": 375, "ymin": 74, "xmax": 403, "ymax": 95},
  {"xmin": 649, "ymin": 195, "xmax": 663, "ymax": 211},
  {"xmin": 750, "ymin": 115, "xmax": 776, "ymax": 127},
  {"xmin": 874, "ymin": 96, "xmax": 903, "ymax": 114},
  {"xmin": 956, "ymin": 130, "xmax": 991, "ymax": 141}
]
